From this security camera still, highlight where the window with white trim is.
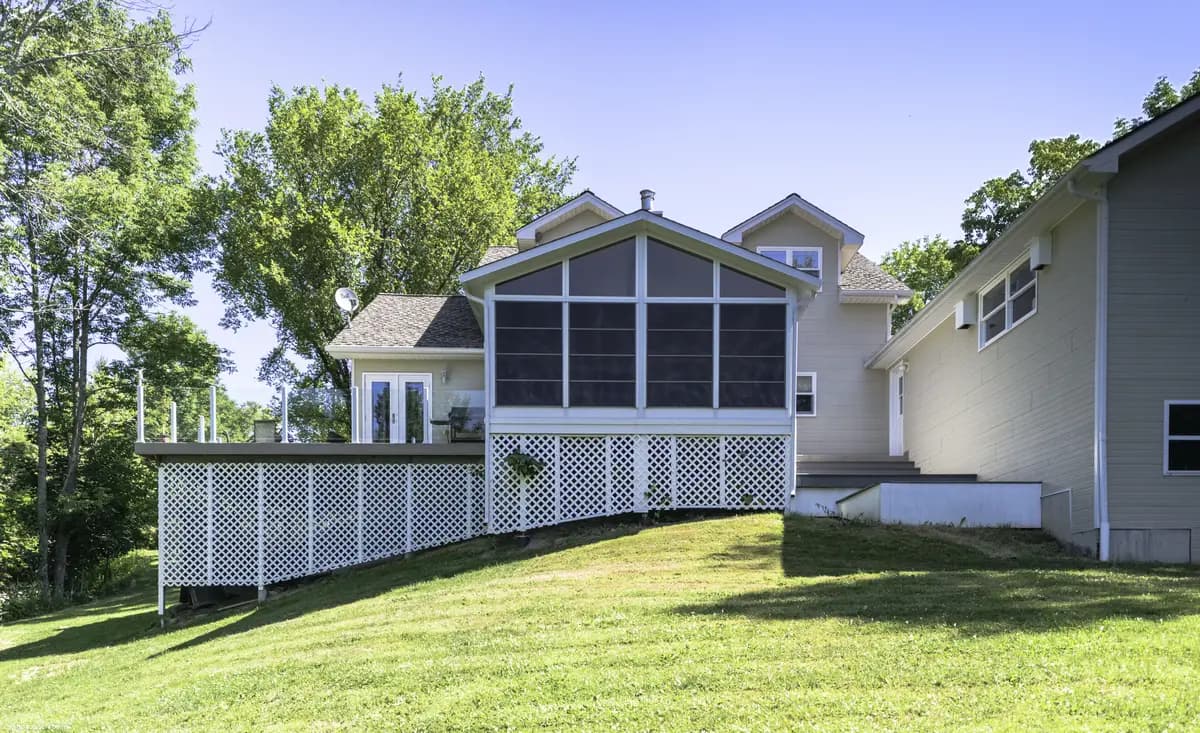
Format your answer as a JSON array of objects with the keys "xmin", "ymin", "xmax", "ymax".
[
  {"xmin": 796, "ymin": 373, "xmax": 816, "ymax": 416},
  {"xmin": 1165, "ymin": 401, "xmax": 1200, "ymax": 474},
  {"xmin": 757, "ymin": 246, "xmax": 822, "ymax": 285},
  {"xmin": 979, "ymin": 257, "xmax": 1037, "ymax": 348}
]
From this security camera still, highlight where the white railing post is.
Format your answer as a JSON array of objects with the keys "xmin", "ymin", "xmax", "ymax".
[
  {"xmin": 209, "ymin": 386, "xmax": 218, "ymax": 443},
  {"xmin": 205, "ymin": 464, "xmax": 214, "ymax": 585},
  {"xmin": 306, "ymin": 465, "xmax": 315, "ymax": 574},
  {"xmin": 169, "ymin": 401, "xmax": 177, "ymax": 443},
  {"xmin": 135, "ymin": 369, "xmax": 145, "ymax": 443},
  {"xmin": 349, "ymin": 385, "xmax": 359, "ymax": 443},
  {"xmin": 198, "ymin": 416, "xmax": 205, "ymax": 443},
  {"xmin": 157, "ymin": 467, "xmax": 164, "ymax": 625},
  {"xmin": 355, "ymin": 465, "xmax": 364, "ymax": 563},
  {"xmin": 280, "ymin": 385, "xmax": 289, "ymax": 443}
]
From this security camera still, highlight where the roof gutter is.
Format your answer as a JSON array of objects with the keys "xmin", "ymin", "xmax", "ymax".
[{"xmin": 1068, "ymin": 175, "xmax": 1111, "ymax": 562}]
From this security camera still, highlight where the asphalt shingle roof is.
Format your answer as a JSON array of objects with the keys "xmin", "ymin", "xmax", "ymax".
[
  {"xmin": 841, "ymin": 253, "xmax": 911, "ymax": 292},
  {"xmin": 480, "ymin": 245, "xmax": 518, "ymax": 265},
  {"xmin": 327, "ymin": 295, "xmax": 482, "ymax": 350}
]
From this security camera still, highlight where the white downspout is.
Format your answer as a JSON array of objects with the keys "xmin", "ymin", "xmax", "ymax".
[{"xmin": 1069, "ymin": 176, "xmax": 1110, "ymax": 561}]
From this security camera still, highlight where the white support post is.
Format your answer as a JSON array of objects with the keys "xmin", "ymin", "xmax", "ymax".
[
  {"xmin": 256, "ymin": 465, "xmax": 265, "ymax": 602},
  {"xmin": 280, "ymin": 385, "xmax": 289, "ymax": 443},
  {"xmin": 209, "ymin": 386, "xmax": 218, "ymax": 443},
  {"xmin": 604, "ymin": 436, "xmax": 613, "ymax": 516},
  {"xmin": 306, "ymin": 465, "xmax": 315, "ymax": 574},
  {"xmin": 553, "ymin": 437, "xmax": 562, "ymax": 523},
  {"xmin": 157, "ymin": 467, "xmax": 165, "ymax": 625},
  {"xmin": 135, "ymin": 369, "xmax": 145, "ymax": 444},
  {"xmin": 719, "ymin": 437, "xmax": 728, "ymax": 509},
  {"xmin": 633, "ymin": 435, "xmax": 648, "ymax": 512},
  {"xmin": 669, "ymin": 437, "xmax": 679, "ymax": 508},
  {"xmin": 518, "ymin": 436, "xmax": 529, "ymax": 531},
  {"xmin": 169, "ymin": 401, "xmax": 177, "ymax": 443},
  {"xmin": 198, "ymin": 416, "xmax": 205, "ymax": 443},
  {"xmin": 349, "ymin": 385, "xmax": 359, "ymax": 443},
  {"xmin": 464, "ymin": 466, "xmax": 473, "ymax": 539}
]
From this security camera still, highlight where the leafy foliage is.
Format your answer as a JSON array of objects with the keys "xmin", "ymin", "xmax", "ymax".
[
  {"xmin": 1113, "ymin": 69, "xmax": 1200, "ymax": 137},
  {"xmin": 879, "ymin": 236, "xmax": 967, "ymax": 332},
  {"xmin": 209, "ymin": 77, "xmax": 576, "ymax": 389}
]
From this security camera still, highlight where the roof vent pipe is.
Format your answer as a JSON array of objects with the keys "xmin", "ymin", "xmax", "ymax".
[{"xmin": 639, "ymin": 189, "xmax": 655, "ymax": 211}]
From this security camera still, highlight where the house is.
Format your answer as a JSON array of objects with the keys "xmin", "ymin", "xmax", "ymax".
[{"xmin": 868, "ymin": 94, "xmax": 1200, "ymax": 563}]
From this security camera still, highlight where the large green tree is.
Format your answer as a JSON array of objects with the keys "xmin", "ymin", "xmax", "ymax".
[
  {"xmin": 879, "ymin": 236, "xmax": 966, "ymax": 333},
  {"xmin": 210, "ymin": 78, "xmax": 576, "ymax": 389},
  {"xmin": 0, "ymin": 0, "xmax": 204, "ymax": 598}
]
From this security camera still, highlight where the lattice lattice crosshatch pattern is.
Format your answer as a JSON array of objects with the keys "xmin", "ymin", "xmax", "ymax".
[{"xmin": 157, "ymin": 433, "xmax": 789, "ymax": 589}]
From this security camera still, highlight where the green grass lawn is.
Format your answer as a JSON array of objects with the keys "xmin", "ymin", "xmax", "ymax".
[{"xmin": 3, "ymin": 514, "xmax": 1200, "ymax": 731}]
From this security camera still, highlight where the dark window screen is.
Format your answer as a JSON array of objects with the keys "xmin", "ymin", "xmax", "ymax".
[
  {"xmin": 494, "ymin": 302, "xmax": 562, "ymax": 405},
  {"xmin": 719, "ymin": 303, "xmax": 786, "ymax": 408},
  {"xmin": 569, "ymin": 239, "xmax": 636, "ymax": 296},
  {"xmin": 496, "ymin": 263, "xmax": 562, "ymax": 296},
  {"xmin": 569, "ymin": 303, "xmax": 635, "ymax": 406},
  {"xmin": 647, "ymin": 303, "xmax": 713, "ymax": 407},
  {"xmin": 720, "ymin": 265, "xmax": 785, "ymax": 298},
  {"xmin": 647, "ymin": 239, "xmax": 712, "ymax": 297}
]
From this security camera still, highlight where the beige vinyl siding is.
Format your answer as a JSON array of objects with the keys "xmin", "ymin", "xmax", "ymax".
[
  {"xmin": 742, "ymin": 213, "xmax": 891, "ymax": 455},
  {"xmin": 352, "ymin": 357, "xmax": 484, "ymax": 443},
  {"xmin": 537, "ymin": 210, "xmax": 609, "ymax": 245},
  {"xmin": 900, "ymin": 203, "xmax": 1097, "ymax": 546},
  {"xmin": 1105, "ymin": 117, "xmax": 1200, "ymax": 560}
]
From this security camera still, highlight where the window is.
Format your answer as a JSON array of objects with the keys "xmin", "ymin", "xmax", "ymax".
[
  {"xmin": 647, "ymin": 239, "xmax": 712, "ymax": 297},
  {"xmin": 758, "ymin": 246, "xmax": 822, "ymax": 283},
  {"xmin": 494, "ymin": 302, "xmax": 562, "ymax": 405},
  {"xmin": 496, "ymin": 263, "xmax": 562, "ymax": 296},
  {"xmin": 796, "ymin": 373, "xmax": 816, "ymax": 416},
  {"xmin": 979, "ymin": 257, "xmax": 1037, "ymax": 348},
  {"xmin": 719, "ymin": 303, "xmax": 787, "ymax": 407},
  {"xmin": 1165, "ymin": 401, "xmax": 1200, "ymax": 474},
  {"xmin": 647, "ymin": 304, "xmax": 713, "ymax": 407},
  {"xmin": 569, "ymin": 303, "xmax": 635, "ymax": 406},
  {"xmin": 719, "ymin": 266, "xmax": 785, "ymax": 298},
  {"xmin": 569, "ymin": 239, "xmax": 635, "ymax": 296}
]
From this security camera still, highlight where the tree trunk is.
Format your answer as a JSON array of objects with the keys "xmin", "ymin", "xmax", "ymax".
[
  {"xmin": 53, "ymin": 280, "xmax": 90, "ymax": 599},
  {"xmin": 29, "ymin": 238, "xmax": 50, "ymax": 602}
]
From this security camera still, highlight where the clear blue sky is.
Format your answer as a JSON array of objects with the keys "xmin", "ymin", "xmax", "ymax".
[{"xmin": 161, "ymin": 0, "xmax": 1197, "ymax": 402}]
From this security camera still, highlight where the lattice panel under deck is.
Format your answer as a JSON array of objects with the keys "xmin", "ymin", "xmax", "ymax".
[{"xmin": 262, "ymin": 464, "xmax": 308, "ymax": 583}]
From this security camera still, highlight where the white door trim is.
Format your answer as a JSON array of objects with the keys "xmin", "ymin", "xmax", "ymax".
[
  {"xmin": 888, "ymin": 362, "xmax": 907, "ymax": 457},
  {"xmin": 361, "ymin": 372, "xmax": 434, "ymax": 444}
]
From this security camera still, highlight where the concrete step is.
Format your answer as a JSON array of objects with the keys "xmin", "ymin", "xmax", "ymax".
[
  {"xmin": 796, "ymin": 473, "xmax": 979, "ymax": 489},
  {"xmin": 796, "ymin": 454, "xmax": 911, "ymax": 463},
  {"xmin": 796, "ymin": 463, "xmax": 918, "ymax": 474}
]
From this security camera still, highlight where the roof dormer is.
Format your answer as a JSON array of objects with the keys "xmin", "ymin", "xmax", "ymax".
[
  {"xmin": 722, "ymin": 193, "xmax": 865, "ymax": 273},
  {"xmin": 515, "ymin": 190, "xmax": 624, "ymax": 250}
]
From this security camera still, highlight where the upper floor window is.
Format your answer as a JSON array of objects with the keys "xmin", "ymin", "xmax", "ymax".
[
  {"xmin": 979, "ymin": 257, "xmax": 1037, "ymax": 349},
  {"xmin": 1165, "ymin": 401, "xmax": 1200, "ymax": 474},
  {"xmin": 757, "ymin": 246, "xmax": 822, "ymax": 283}
]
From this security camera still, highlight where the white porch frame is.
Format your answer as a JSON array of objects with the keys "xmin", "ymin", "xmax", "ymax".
[{"xmin": 360, "ymin": 371, "xmax": 434, "ymax": 445}]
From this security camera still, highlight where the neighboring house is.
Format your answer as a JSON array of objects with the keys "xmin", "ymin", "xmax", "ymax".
[{"xmin": 868, "ymin": 94, "xmax": 1200, "ymax": 563}]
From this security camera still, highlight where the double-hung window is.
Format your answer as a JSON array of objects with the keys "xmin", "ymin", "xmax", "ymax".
[
  {"xmin": 979, "ymin": 257, "xmax": 1037, "ymax": 348},
  {"xmin": 796, "ymin": 373, "xmax": 816, "ymax": 416},
  {"xmin": 757, "ymin": 246, "xmax": 822, "ymax": 288},
  {"xmin": 1165, "ymin": 401, "xmax": 1200, "ymax": 474}
]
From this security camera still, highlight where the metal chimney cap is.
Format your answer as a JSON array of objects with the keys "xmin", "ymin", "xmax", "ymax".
[{"xmin": 639, "ymin": 189, "xmax": 655, "ymax": 210}]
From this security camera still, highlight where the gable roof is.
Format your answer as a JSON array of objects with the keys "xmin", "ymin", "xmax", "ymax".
[
  {"xmin": 462, "ymin": 209, "xmax": 822, "ymax": 292},
  {"xmin": 326, "ymin": 295, "xmax": 482, "ymax": 357},
  {"xmin": 867, "ymin": 93, "xmax": 1200, "ymax": 370},
  {"xmin": 515, "ymin": 190, "xmax": 624, "ymax": 247},
  {"xmin": 722, "ymin": 193, "xmax": 865, "ymax": 246}
]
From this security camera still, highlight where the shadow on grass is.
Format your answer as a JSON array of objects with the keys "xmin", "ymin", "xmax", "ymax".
[
  {"xmin": 683, "ymin": 515, "xmax": 1200, "ymax": 634},
  {"xmin": 0, "ymin": 517, "xmax": 648, "ymax": 663}
]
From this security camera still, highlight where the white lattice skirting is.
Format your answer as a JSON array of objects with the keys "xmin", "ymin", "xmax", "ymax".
[
  {"xmin": 157, "ymin": 434, "xmax": 788, "ymax": 589},
  {"xmin": 487, "ymin": 434, "xmax": 790, "ymax": 534}
]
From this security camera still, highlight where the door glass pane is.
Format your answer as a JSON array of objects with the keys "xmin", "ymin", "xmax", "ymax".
[
  {"xmin": 370, "ymin": 381, "xmax": 391, "ymax": 443},
  {"xmin": 569, "ymin": 239, "xmax": 635, "ymax": 296},
  {"xmin": 404, "ymin": 381, "xmax": 425, "ymax": 443}
]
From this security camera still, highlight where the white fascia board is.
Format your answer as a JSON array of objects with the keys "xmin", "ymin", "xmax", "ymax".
[
  {"xmin": 723, "ymin": 193, "xmax": 865, "ymax": 246},
  {"xmin": 1084, "ymin": 95, "xmax": 1200, "ymax": 174},
  {"xmin": 839, "ymin": 289, "xmax": 913, "ymax": 304},
  {"xmin": 461, "ymin": 210, "xmax": 820, "ymax": 292},
  {"xmin": 514, "ymin": 191, "xmax": 624, "ymax": 246},
  {"xmin": 326, "ymin": 346, "xmax": 484, "ymax": 360}
]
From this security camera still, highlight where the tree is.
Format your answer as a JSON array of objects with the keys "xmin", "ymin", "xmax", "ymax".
[
  {"xmin": 210, "ymin": 77, "xmax": 576, "ymax": 390},
  {"xmin": 0, "ymin": 1, "xmax": 205, "ymax": 598},
  {"xmin": 879, "ymin": 236, "xmax": 967, "ymax": 332},
  {"xmin": 1113, "ymin": 69, "xmax": 1200, "ymax": 137}
]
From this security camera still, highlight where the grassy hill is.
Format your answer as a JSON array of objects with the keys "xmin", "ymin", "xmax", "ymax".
[{"xmin": 3, "ymin": 514, "xmax": 1200, "ymax": 731}]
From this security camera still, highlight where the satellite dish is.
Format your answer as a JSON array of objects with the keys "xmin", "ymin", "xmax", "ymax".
[{"xmin": 334, "ymin": 287, "xmax": 359, "ymax": 314}]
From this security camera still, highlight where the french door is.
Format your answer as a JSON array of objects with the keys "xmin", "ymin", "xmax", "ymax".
[{"xmin": 362, "ymin": 372, "xmax": 433, "ymax": 444}]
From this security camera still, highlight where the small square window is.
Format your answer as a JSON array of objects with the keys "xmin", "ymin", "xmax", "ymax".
[
  {"xmin": 1166, "ymin": 402, "xmax": 1200, "ymax": 474},
  {"xmin": 756, "ymin": 246, "xmax": 822, "ymax": 286},
  {"xmin": 796, "ymin": 373, "xmax": 816, "ymax": 416}
]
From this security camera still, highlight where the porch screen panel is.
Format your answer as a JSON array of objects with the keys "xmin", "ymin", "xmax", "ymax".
[
  {"xmin": 569, "ymin": 302, "xmax": 635, "ymax": 406},
  {"xmin": 718, "ymin": 303, "xmax": 787, "ymax": 407},
  {"xmin": 495, "ymin": 302, "xmax": 562, "ymax": 406},
  {"xmin": 647, "ymin": 303, "xmax": 713, "ymax": 406}
]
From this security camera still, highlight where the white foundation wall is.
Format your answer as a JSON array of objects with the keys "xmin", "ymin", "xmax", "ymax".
[{"xmin": 837, "ymin": 482, "xmax": 1042, "ymax": 528}]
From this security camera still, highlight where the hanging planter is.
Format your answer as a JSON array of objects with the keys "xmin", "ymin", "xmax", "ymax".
[{"xmin": 504, "ymin": 450, "xmax": 544, "ymax": 482}]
